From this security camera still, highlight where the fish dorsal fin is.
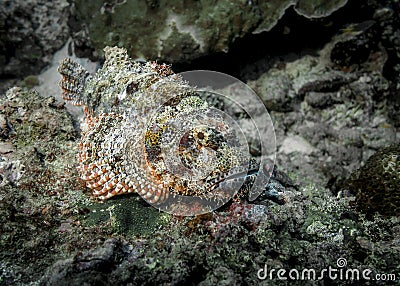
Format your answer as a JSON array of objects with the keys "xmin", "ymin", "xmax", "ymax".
[
  {"xmin": 58, "ymin": 58, "xmax": 92, "ymax": 106},
  {"xmin": 103, "ymin": 46, "xmax": 131, "ymax": 69}
]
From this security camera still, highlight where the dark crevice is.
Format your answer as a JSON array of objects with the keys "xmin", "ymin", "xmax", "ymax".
[{"xmin": 172, "ymin": 0, "xmax": 375, "ymax": 82}]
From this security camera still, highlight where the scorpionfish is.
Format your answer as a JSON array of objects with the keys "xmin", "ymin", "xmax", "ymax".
[{"xmin": 58, "ymin": 46, "xmax": 253, "ymax": 208}]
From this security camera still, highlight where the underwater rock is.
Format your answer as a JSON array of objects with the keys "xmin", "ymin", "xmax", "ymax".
[
  {"xmin": 38, "ymin": 180, "xmax": 400, "ymax": 285},
  {"xmin": 0, "ymin": 157, "xmax": 24, "ymax": 187},
  {"xmin": 375, "ymin": 1, "xmax": 400, "ymax": 126},
  {"xmin": 342, "ymin": 144, "xmax": 400, "ymax": 217},
  {"xmin": 294, "ymin": 0, "xmax": 348, "ymax": 18},
  {"xmin": 0, "ymin": 87, "xmax": 85, "ymax": 283},
  {"xmin": 0, "ymin": 0, "xmax": 70, "ymax": 79},
  {"xmin": 248, "ymin": 73, "xmax": 298, "ymax": 112},
  {"xmin": 248, "ymin": 29, "xmax": 397, "ymax": 189},
  {"xmin": 330, "ymin": 20, "xmax": 378, "ymax": 67},
  {"xmin": 1, "ymin": 87, "xmax": 77, "ymax": 148},
  {"xmin": 40, "ymin": 238, "xmax": 130, "ymax": 286},
  {"xmin": 304, "ymin": 91, "xmax": 343, "ymax": 108},
  {"xmin": 2, "ymin": 85, "xmax": 398, "ymax": 286},
  {"xmin": 0, "ymin": 114, "xmax": 10, "ymax": 139},
  {"xmin": 70, "ymin": 0, "xmax": 349, "ymax": 63}
]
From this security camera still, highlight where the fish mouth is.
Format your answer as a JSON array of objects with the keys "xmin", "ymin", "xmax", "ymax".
[{"xmin": 207, "ymin": 165, "xmax": 260, "ymax": 191}]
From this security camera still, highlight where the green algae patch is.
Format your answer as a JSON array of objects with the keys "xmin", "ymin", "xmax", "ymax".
[{"xmin": 83, "ymin": 195, "xmax": 171, "ymax": 237}]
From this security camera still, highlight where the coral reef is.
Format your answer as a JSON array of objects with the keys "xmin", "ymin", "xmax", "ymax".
[
  {"xmin": 0, "ymin": 87, "xmax": 81, "ymax": 283},
  {"xmin": 0, "ymin": 87, "xmax": 169, "ymax": 284},
  {"xmin": 70, "ymin": 0, "xmax": 349, "ymax": 63},
  {"xmin": 40, "ymin": 184, "xmax": 400, "ymax": 285},
  {"xmin": 294, "ymin": 0, "xmax": 348, "ymax": 18},
  {"xmin": 0, "ymin": 0, "xmax": 70, "ymax": 80},
  {"xmin": 1, "ymin": 86, "xmax": 397, "ymax": 285},
  {"xmin": 247, "ymin": 28, "xmax": 397, "ymax": 190},
  {"xmin": 1, "ymin": 0, "xmax": 400, "ymax": 284}
]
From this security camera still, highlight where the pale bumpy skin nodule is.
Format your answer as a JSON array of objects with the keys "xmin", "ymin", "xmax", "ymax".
[{"xmin": 58, "ymin": 46, "xmax": 250, "ymax": 203}]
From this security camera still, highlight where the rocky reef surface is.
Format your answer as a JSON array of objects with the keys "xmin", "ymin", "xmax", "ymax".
[
  {"xmin": 69, "ymin": 0, "xmax": 348, "ymax": 62},
  {"xmin": 0, "ymin": 87, "xmax": 399, "ymax": 285},
  {"xmin": 1, "ymin": 0, "xmax": 400, "ymax": 285},
  {"xmin": 0, "ymin": 0, "xmax": 70, "ymax": 82}
]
